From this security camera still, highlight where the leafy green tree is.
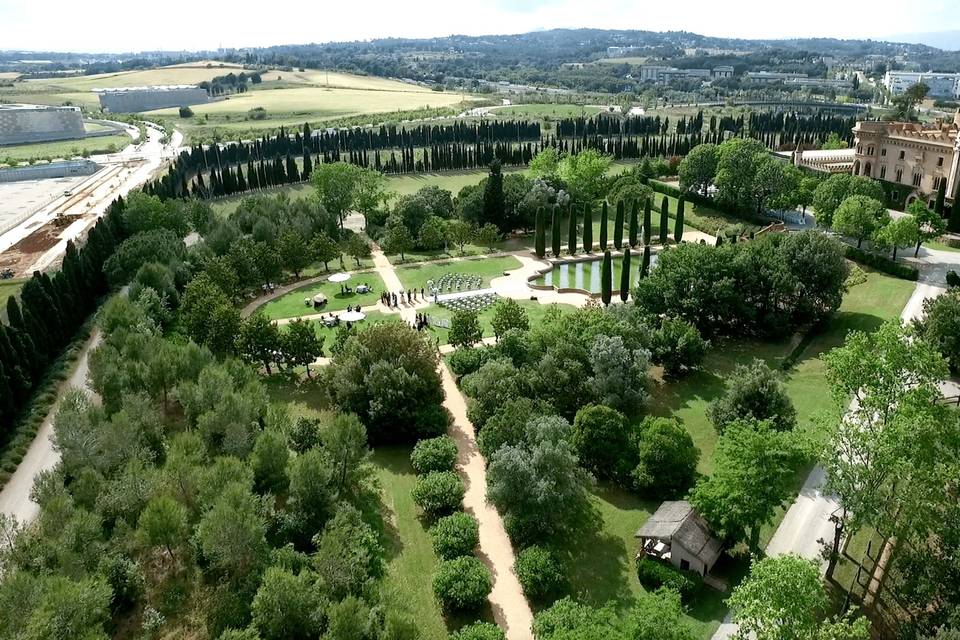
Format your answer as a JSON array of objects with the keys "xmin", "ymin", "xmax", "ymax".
[
  {"xmin": 632, "ymin": 417, "xmax": 699, "ymax": 497},
  {"xmin": 412, "ymin": 435, "xmax": 459, "ymax": 475},
  {"xmin": 640, "ymin": 244, "xmax": 651, "ymax": 278},
  {"xmin": 678, "ymin": 143, "xmax": 718, "ymax": 196},
  {"xmin": 310, "ymin": 232, "xmax": 341, "ymax": 271},
  {"xmin": 137, "ymin": 495, "xmax": 188, "ymax": 560},
  {"xmin": 287, "ymin": 448, "xmax": 336, "ymax": 535},
  {"xmin": 419, "ymin": 216, "xmax": 448, "ymax": 251},
  {"xmin": 251, "ymin": 567, "xmax": 324, "ymax": 640},
  {"xmin": 515, "ymin": 545, "xmax": 565, "ymax": 603},
  {"xmin": 832, "ymin": 195, "xmax": 887, "ymax": 248},
  {"xmin": 452, "ymin": 622, "xmax": 505, "ymax": 640},
  {"xmin": 251, "ymin": 429, "xmax": 289, "ymax": 494},
  {"xmin": 433, "ymin": 557, "xmax": 492, "ymax": 612},
  {"xmin": 891, "ymin": 82, "xmax": 929, "ymax": 119},
  {"xmin": 572, "ymin": 404, "xmax": 633, "ymax": 482},
  {"xmin": 446, "ymin": 219, "xmax": 474, "ymax": 254},
  {"xmin": 713, "ymin": 137, "xmax": 767, "ymax": 212},
  {"xmin": 482, "ymin": 160, "xmax": 506, "ymax": 229},
  {"xmin": 236, "ymin": 312, "xmax": 282, "ymax": 374},
  {"xmin": 651, "ymin": 317, "xmax": 707, "ymax": 377},
  {"xmin": 690, "ymin": 419, "xmax": 803, "ymax": 549},
  {"xmin": 353, "ymin": 167, "xmax": 391, "ymax": 227},
  {"xmin": 812, "ymin": 173, "xmax": 885, "ymax": 228},
  {"xmin": 475, "ymin": 223, "xmax": 500, "ymax": 250},
  {"xmin": 180, "ymin": 274, "xmax": 241, "ymax": 355},
  {"xmin": 907, "ymin": 199, "xmax": 946, "ymax": 256},
  {"xmin": 914, "ymin": 290, "xmax": 960, "ymax": 373},
  {"xmin": 874, "ymin": 213, "xmax": 918, "ymax": 260},
  {"xmin": 277, "ymin": 229, "xmax": 310, "ymax": 278},
  {"xmin": 707, "ymin": 360, "xmax": 796, "ymax": 432},
  {"xmin": 558, "ymin": 149, "xmax": 612, "ymax": 205},
  {"xmin": 281, "ymin": 318, "xmax": 323, "ymax": 377},
  {"xmin": 490, "ymin": 298, "xmax": 529, "ymax": 340},
  {"xmin": 450, "ymin": 309, "xmax": 483, "ymax": 348},
  {"xmin": 197, "ymin": 482, "xmax": 269, "ymax": 584},
  {"xmin": 312, "ymin": 161, "xmax": 361, "ymax": 227},
  {"xmin": 727, "ymin": 554, "xmax": 828, "ymax": 640},
  {"xmin": 382, "ymin": 217, "xmax": 415, "ymax": 261},
  {"xmin": 476, "ymin": 397, "xmax": 552, "ymax": 459},
  {"xmin": 313, "ymin": 503, "xmax": 384, "ymax": 598},
  {"xmin": 16, "ymin": 575, "xmax": 113, "ymax": 640},
  {"xmin": 344, "ymin": 232, "xmax": 371, "ymax": 267},
  {"xmin": 582, "ymin": 204, "xmax": 593, "ymax": 252},
  {"xmin": 430, "ymin": 511, "xmax": 479, "ymax": 560},
  {"xmin": 412, "ymin": 471, "xmax": 465, "ymax": 518},
  {"xmin": 529, "ymin": 147, "xmax": 560, "ymax": 181},
  {"xmin": 321, "ymin": 413, "xmax": 372, "ymax": 500},
  {"xmin": 587, "ymin": 333, "xmax": 650, "ymax": 415}
]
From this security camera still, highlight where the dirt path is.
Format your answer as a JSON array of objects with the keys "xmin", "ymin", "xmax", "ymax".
[
  {"xmin": 440, "ymin": 364, "xmax": 534, "ymax": 640},
  {"xmin": 0, "ymin": 329, "xmax": 101, "ymax": 524}
]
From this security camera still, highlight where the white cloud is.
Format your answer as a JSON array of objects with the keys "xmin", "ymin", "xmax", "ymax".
[{"xmin": 0, "ymin": 0, "xmax": 958, "ymax": 52}]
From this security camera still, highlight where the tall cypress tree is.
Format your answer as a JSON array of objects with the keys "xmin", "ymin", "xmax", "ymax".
[
  {"xmin": 482, "ymin": 160, "xmax": 505, "ymax": 229},
  {"xmin": 551, "ymin": 205, "xmax": 562, "ymax": 258},
  {"xmin": 629, "ymin": 201, "xmax": 639, "ymax": 247},
  {"xmin": 659, "ymin": 196, "xmax": 669, "ymax": 245},
  {"xmin": 640, "ymin": 245, "xmax": 651, "ymax": 278},
  {"xmin": 620, "ymin": 248, "xmax": 631, "ymax": 303},
  {"xmin": 934, "ymin": 180, "xmax": 946, "ymax": 217},
  {"xmin": 534, "ymin": 207, "xmax": 546, "ymax": 259},
  {"xmin": 675, "ymin": 197, "xmax": 685, "ymax": 243},
  {"xmin": 567, "ymin": 205, "xmax": 577, "ymax": 255},
  {"xmin": 643, "ymin": 199, "xmax": 652, "ymax": 246},
  {"xmin": 583, "ymin": 204, "xmax": 593, "ymax": 253},
  {"xmin": 599, "ymin": 200, "xmax": 608, "ymax": 251},
  {"xmin": 601, "ymin": 249, "xmax": 612, "ymax": 306},
  {"xmin": 614, "ymin": 200, "xmax": 624, "ymax": 249}
]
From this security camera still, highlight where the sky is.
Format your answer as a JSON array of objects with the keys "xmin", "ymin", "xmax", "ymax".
[{"xmin": 1, "ymin": 0, "xmax": 958, "ymax": 53}]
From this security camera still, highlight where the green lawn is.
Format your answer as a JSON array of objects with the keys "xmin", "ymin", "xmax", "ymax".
[
  {"xmin": 0, "ymin": 279, "xmax": 24, "ymax": 311},
  {"xmin": 0, "ymin": 134, "xmax": 131, "ymax": 163},
  {"xmin": 394, "ymin": 255, "xmax": 522, "ymax": 292},
  {"xmin": 556, "ymin": 484, "xmax": 741, "ymax": 640},
  {"xmin": 257, "ymin": 270, "xmax": 386, "ymax": 320},
  {"xmin": 422, "ymin": 299, "xmax": 576, "ymax": 345},
  {"xmin": 278, "ymin": 309, "xmax": 396, "ymax": 351},
  {"xmin": 647, "ymin": 268, "xmax": 915, "ymax": 478},
  {"xmin": 491, "ymin": 104, "xmax": 603, "ymax": 119}
]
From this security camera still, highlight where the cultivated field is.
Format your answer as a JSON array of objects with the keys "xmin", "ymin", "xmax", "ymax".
[
  {"xmin": 0, "ymin": 133, "xmax": 131, "ymax": 163},
  {"xmin": 492, "ymin": 103, "xmax": 603, "ymax": 119}
]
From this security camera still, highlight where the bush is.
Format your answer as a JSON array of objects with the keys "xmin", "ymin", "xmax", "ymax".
[
  {"xmin": 515, "ymin": 545, "xmax": 565, "ymax": 603},
  {"xmin": 178, "ymin": 106, "xmax": 194, "ymax": 118},
  {"xmin": 448, "ymin": 346, "xmax": 489, "ymax": 377},
  {"xmin": 433, "ymin": 557, "xmax": 492, "ymax": 611},
  {"xmin": 635, "ymin": 556, "xmax": 700, "ymax": 602},
  {"xmin": 411, "ymin": 436, "xmax": 458, "ymax": 475},
  {"xmin": 451, "ymin": 622, "xmax": 505, "ymax": 640},
  {"xmin": 844, "ymin": 245, "xmax": 919, "ymax": 280},
  {"xmin": 632, "ymin": 417, "xmax": 699, "ymax": 498},
  {"xmin": 430, "ymin": 512, "xmax": 480, "ymax": 559},
  {"xmin": 411, "ymin": 471, "xmax": 465, "ymax": 518},
  {"xmin": 947, "ymin": 270, "xmax": 960, "ymax": 288}
]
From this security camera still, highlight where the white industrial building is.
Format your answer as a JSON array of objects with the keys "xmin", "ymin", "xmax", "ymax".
[
  {"xmin": 883, "ymin": 71, "xmax": 960, "ymax": 99},
  {"xmin": 0, "ymin": 104, "xmax": 86, "ymax": 145}
]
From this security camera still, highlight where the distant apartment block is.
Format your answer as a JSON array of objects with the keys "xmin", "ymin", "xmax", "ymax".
[
  {"xmin": 743, "ymin": 71, "xmax": 809, "ymax": 84},
  {"xmin": 606, "ymin": 46, "xmax": 643, "ymax": 58},
  {"xmin": 96, "ymin": 85, "xmax": 209, "ymax": 113},
  {"xmin": 639, "ymin": 65, "xmax": 722, "ymax": 85},
  {"xmin": 883, "ymin": 71, "xmax": 960, "ymax": 98},
  {"xmin": 712, "ymin": 66, "xmax": 734, "ymax": 79},
  {"xmin": 852, "ymin": 111, "xmax": 960, "ymax": 207},
  {"xmin": 784, "ymin": 77, "xmax": 852, "ymax": 90},
  {"xmin": 0, "ymin": 103, "xmax": 85, "ymax": 145}
]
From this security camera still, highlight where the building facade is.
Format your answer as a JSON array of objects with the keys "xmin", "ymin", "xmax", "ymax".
[
  {"xmin": 639, "ymin": 65, "xmax": 723, "ymax": 86},
  {"xmin": 852, "ymin": 111, "xmax": 960, "ymax": 207},
  {"xmin": 883, "ymin": 71, "xmax": 960, "ymax": 98},
  {"xmin": 0, "ymin": 104, "xmax": 85, "ymax": 145},
  {"xmin": 96, "ymin": 85, "xmax": 209, "ymax": 113}
]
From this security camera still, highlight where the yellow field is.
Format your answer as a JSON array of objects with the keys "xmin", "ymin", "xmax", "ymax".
[
  {"xmin": 0, "ymin": 72, "xmax": 21, "ymax": 81},
  {"xmin": 29, "ymin": 62, "xmax": 248, "ymax": 92}
]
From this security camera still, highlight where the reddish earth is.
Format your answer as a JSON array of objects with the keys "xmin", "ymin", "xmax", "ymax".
[{"xmin": 0, "ymin": 218, "xmax": 71, "ymax": 275}]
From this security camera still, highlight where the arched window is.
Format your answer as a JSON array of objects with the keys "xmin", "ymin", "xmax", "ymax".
[{"xmin": 864, "ymin": 162, "xmax": 872, "ymax": 177}]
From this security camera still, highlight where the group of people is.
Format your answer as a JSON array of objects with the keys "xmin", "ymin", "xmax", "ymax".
[
  {"xmin": 413, "ymin": 313, "xmax": 430, "ymax": 331},
  {"xmin": 381, "ymin": 288, "xmax": 427, "ymax": 308}
]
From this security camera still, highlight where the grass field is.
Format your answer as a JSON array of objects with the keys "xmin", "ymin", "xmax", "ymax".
[
  {"xmin": 0, "ymin": 133, "xmax": 131, "ymax": 163},
  {"xmin": 646, "ymin": 267, "xmax": 915, "ymax": 477},
  {"xmin": 0, "ymin": 279, "xmax": 24, "ymax": 310},
  {"xmin": 491, "ymin": 104, "xmax": 603, "ymax": 119},
  {"xmin": 258, "ymin": 270, "xmax": 386, "ymax": 320},
  {"xmin": 394, "ymin": 255, "xmax": 522, "ymax": 292}
]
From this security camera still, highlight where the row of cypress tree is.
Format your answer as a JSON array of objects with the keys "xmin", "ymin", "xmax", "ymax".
[{"xmin": 0, "ymin": 199, "xmax": 128, "ymax": 435}]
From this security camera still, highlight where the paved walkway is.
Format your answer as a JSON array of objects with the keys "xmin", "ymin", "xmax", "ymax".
[
  {"xmin": 440, "ymin": 364, "xmax": 534, "ymax": 640},
  {"xmin": 0, "ymin": 329, "xmax": 101, "ymax": 524}
]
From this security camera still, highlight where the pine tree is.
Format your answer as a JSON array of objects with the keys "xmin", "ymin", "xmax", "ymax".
[
  {"xmin": 629, "ymin": 201, "xmax": 639, "ymax": 247},
  {"xmin": 643, "ymin": 199, "xmax": 652, "ymax": 245},
  {"xmin": 600, "ymin": 200, "xmax": 609, "ymax": 251},
  {"xmin": 567, "ymin": 205, "xmax": 577, "ymax": 255},
  {"xmin": 660, "ymin": 196, "xmax": 669, "ymax": 245},
  {"xmin": 614, "ymin": 200, "xmax": 624, "ymax": 249},
  {"xmin": 675, "ymin": 197, "xmax": 685, "ymax": 243},
  {"xmin": 534, "ymin": 207, "xmax": 546, "ymax": 259},
  {"xmin": 620, "ymin": 247, "xmax": 631, "ymax": 302},
  {"xmin": 551, "ymin": 205, "xmax": 562, "ymax": 258},
  {"xmin": 583, "ymin": 204, "xmax": 593, "ymax": 253},
  {"xmin": 640, "ymin": 245, "xmax": 651, "ymax": 278},
  {"xmin": 601, "ymin": 249, "xmax": 612, "ymax": 306}
]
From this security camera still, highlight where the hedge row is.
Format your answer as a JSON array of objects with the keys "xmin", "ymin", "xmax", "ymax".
[
  {"xmin": 635, "ymin": 555, "xmax": 702, "ymax": 602},
  {"xmin": 0, "ymin": 319, "xmax": 94, "ymax": 489},
  {"xmin": 844, "ymin": 245, "xmax": 919, "ymax": 281}
]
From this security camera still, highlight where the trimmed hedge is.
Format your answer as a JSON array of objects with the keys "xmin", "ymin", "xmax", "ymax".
[
  {"xmin": 635, "ymin": 556, "xmax": 701, "ymax": 602},
  {"xmin": 844, "ymin": 245, "xmax": 919, "ymax": 281},
  {"xmin": 433, "ymin": 556, "xmax": 492, "ymax": 612},
  {"xmin": 430, "ymin": 511, "xmax": 480, "ymax": 560},
  {"xmin": 411, "ymin": 435, "xmax": 458, "ymax": 475},
  {"xmin": 514, "ymin": 545, "xmax": 565, "ymax": 603},
  {"xmin": 411, "ymin": 471, "xmax": 465, "ymax": 518}
]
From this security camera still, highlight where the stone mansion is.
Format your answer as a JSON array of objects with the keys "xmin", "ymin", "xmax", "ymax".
[{"xmin": 852, "ymin": 110, "xmax": 960, "ymax": 209}]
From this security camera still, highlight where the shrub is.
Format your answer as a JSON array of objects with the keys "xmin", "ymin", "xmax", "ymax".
[
  {"xmin": 433, "ymin": 556, "xmax": 492, "ymax": 611},
  {"xmin": 632, "ymin": 417, "xmax": 699, "ymax": 498},
  {"xmin": 947, "ymin": 270, "xmax": 960, "ymax": 288},
  {"xmin": 411, "ymin": 436, "xmax": 458, "ymax": 475},
  {"xmin": 448, "ymin": 346, "xmax": 489, "ymax": 376},
  {"xmin": 515, "ymin": 545, "xmax": 565, "ymax": 602},
  {"xmin": 411, "ymin": 471, "xmax": 465, "ymax": 518},
  {"xmin": 430, "ymin": 512, "xmax": 480, "ymax": 560},
  {"xmin": 844, "ymin": 245, "xmax": 919, "ymax": 280},
  {"xmin": 178, "ymin": 106, "xmax": 194, "ymax": 118},
  {"xmin": 635, "ymin": 556, "xmax": 700, "ymax": 602},
  {"xmin": 451, "ymin": 622, "xmax": 505, "ymax": 640}
]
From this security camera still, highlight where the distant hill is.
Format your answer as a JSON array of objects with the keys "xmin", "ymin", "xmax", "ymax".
[{"xmin": 884, "ymin": 31, "xmax": 960, "ymax": 52}]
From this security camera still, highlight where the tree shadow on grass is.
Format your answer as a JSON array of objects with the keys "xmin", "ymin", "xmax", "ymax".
[{"xmin": 785, "ymin": 311, "xmax": 887, "ymax": 369}]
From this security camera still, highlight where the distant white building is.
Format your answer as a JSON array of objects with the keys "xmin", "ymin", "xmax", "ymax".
[
  {"xmin": 712, "ymin": 66, "xmax": 734, "ymax": 79},
  {"xmin": 883, "ymin": 71, "xmax": 960, "ymax": 99},
  {"xmin": 744, "ymin": 71, "xmax": 809, "ymax": 84},
  {"xmin": 639, "ymin": 65, "xmax": 718, "ymax": 86}
]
